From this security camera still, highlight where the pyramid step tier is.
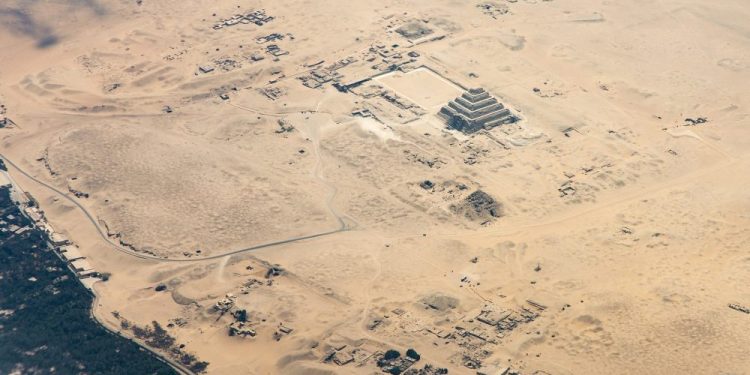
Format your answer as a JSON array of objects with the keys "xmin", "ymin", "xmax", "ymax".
[
  {"xmin": 461, "ymin": 90, "xmax": 491, "ymax": 103},
  {"xmin": 454, "ymin": 96, "xmax": 500, "ymax": 111},
  {"xmin": 447, "ymin": 101, "xmax": 506, "ymax": 119}
]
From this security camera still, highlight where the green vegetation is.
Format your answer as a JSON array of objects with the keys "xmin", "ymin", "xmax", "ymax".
[
  {"xmin": 384, "ymin": 349, "xmax": 401, "ymax": 360},
  {"xmin": 235, "ymin": 309, "xmax": 248, "ymax": 322},
  {"xmin": 0, "ymin": 186, "xmax": 176, "ymax": 375},
  {"xmin": 117, "ymin": 316, "xmax": 209, "ymax": 373}
]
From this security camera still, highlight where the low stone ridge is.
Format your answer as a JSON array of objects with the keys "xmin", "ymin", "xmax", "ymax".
[{"xmin": 438, "ymin": 88, "xmax": 517, "ymax": 134}]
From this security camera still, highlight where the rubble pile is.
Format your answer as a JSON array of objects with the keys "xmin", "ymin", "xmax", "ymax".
[
  {"xmin": 275, "ymin": 119, "xmax": 294, "ymax": 133},
  {"xmin": 213, "ymin": 294, "xmax": 236, "ymax": 313},
  {"xmin": 476, "ymin": 2, "xmax": 510, "ymax": 18},
  {"xmin": 272, "ymin": 324, "xmax": 294, "ymax": 341},
  {"xmin": 298, "ymin": 57, "xmax": 356, "ymax": 89},
  {"xmin": 396, "ymin": 21, "xmax": 434, "ymax": 40},
  {"xmin": 214, "ymin": 58, "xmax": 241, "ymax": 71},
  {"xmin": 228, "ymin": 321, "xmax": 256, "ymax": 337},
  {"xmin": 451, "ymin": 190, "xmax": 502, "ymax": 221},
  {"xmin": 322, "ymin": 343, "xmax": 376, "ymax": 367},
  {"xmin": 213, "ymin": 9, "xmax": 274, "ymax": 30},
  {"xmin": 684, "ymin": 117, "xmax": 708, "ymax": 126},
  {"xmin": 265, "ymin": 265, "xmax": 284, "ymax": 279},
  {"xmin": 729, "ymin": 303, "xmax": 749, "ymax": 314},
  {"xmin": 405, "ymin": 150, "xmax": 445, "ymax": 169},
  {"xmin": 67, "ymin": 185, "xmax": 90, "ymax": 198},
  {"xmin": 425, "ymin": 300, "xmax": 546, "ymax": 371},
  {"xmin": 367, "ymin": 43, "xmax": 417, "ymax": 72}
]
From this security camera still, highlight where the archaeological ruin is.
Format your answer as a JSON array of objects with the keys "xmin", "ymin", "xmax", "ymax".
[{"xmin": 438, "ymin": 88, "xmax": 517, "ymax": 134}]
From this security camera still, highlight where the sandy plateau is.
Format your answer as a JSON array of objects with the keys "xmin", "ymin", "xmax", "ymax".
[{"xmin": 1, "ymin": 0, "xmax": 749, "ymax": 374}]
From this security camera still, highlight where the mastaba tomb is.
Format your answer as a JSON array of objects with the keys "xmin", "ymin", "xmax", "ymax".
[{"xmin": 439, "ymin": 88, "xmax": 517, "ymax": 134}]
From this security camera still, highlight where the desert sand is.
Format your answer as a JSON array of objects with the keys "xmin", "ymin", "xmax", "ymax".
[{"xmin": 1, "ymin": 0, "xmax": 749, "ymax": 374}]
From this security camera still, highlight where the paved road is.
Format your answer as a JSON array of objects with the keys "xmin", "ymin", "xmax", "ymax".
[{"xmin": 0, "ymin": 153, "xmax": 350, "ymax": 263}]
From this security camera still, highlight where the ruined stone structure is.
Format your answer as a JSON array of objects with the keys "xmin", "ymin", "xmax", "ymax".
[
  {"xmin": 451, "ymin": 190, "xmax": 503, "ymax": 221},
  {"xmin": 438, "ymin": 88, "xmax": 517, "ymax": 134}
]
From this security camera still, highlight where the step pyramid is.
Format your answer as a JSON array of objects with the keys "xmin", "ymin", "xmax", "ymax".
[{"xmin": 438, "ymin": 88, "xmax": 517, "ymax": 134}]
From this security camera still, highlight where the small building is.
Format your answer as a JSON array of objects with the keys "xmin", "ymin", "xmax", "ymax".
[
  {"xmin": 24, "ymin": 192, "xmax": 39, "ymax": 207},
  {"xmin": 198, "ymin": 65, "xmax": 215, "ymax": 74},
  {"xmin": 40, "ymin": 222, "xmax": 54, "ymax": 235},
  {"xmin": 228, "ymin": 321, "xmax": 256, "ymax": 337},
  {"xmin": 0, "ymin": 173, "xmax": 11, "ymax": 187},
  {"xmin": 476, "ymin": 308, "xmax": 511, "ymax": 326},
  {"xmin": 50, "ymin": 232, "xmax": 71, "ymax": 246},
  {"xmin": 24, "ymin": 207, "xmax": 43, "ymax": 222},
  {"xmin": 14, "ymin": 226, "xmax": 31, "ymax": 235},
  {"xmin": 351, "ymin": 108, "xmax": 372, "ymax": 118},
  {"xmin": 59, "ymin": 245, "xmax": 84, "ymax": 261},
  {"xmin": 273, "ymin": 324, "xmax": 293, "ymax": 341},
  {"xmin": 332, "ymin": 351, "xmax": 354, "ymax": 366},
  {"xmin": 70, "ymin": 258, "xmax": 94, "ymax": 274},
  {"xmin": 268, "ymin": 67, "xmax": 283, "ymax": 76}
]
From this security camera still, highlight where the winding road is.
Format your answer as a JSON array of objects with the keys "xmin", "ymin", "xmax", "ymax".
[
  {"xmin": 0, "ymin": 146, "xmax": 351, "ymax": 263},
  {"xmin": 0, "ymin": 129, "xmax": 351, "ymax": 374}
]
